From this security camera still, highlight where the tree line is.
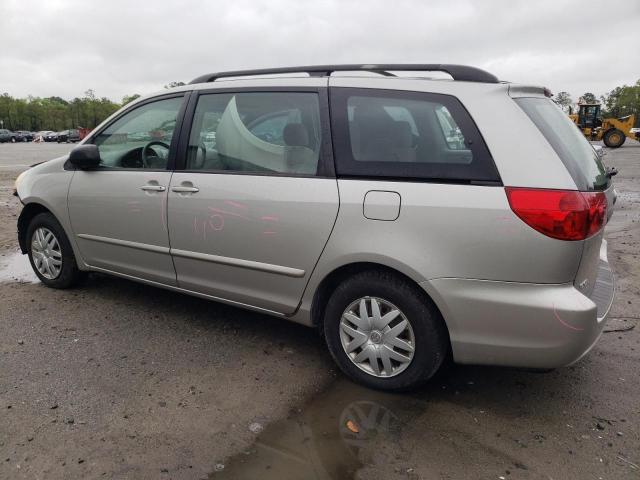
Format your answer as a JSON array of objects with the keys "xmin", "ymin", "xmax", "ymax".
[
  {"xmin": 554, "ymin": 79, "xmax": 640, "ymax": 123},
  {"xmin": 0, "ymin": 90, "xmax": 122, "ymax": 132},
  {"xmin": 0, "ymin": 82, "xmax": 185, "ymax": 132}
]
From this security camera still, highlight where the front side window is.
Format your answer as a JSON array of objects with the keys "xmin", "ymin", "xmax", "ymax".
[
  {"xmin": 331, "ymin": 88, "xmax": 499, "ymax": 182},
  {"xmin": 186, "ymin": 92, "xmax": 321, "ymax": 175},
  {"xmin": 93, "ymin": 96, "xmax": 183, "ymax": 169}
]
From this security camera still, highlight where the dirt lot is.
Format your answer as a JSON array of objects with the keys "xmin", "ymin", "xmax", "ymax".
[{"xmin": 1, "ymin": 142, "xmax": 638, "ymax": 479}]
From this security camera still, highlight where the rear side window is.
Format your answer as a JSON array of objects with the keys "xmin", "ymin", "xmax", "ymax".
[
  {"xmin": 330, "ymin": 88, "xmax": 499, "ymax": 182},
  {"xmin": 515, "ymin": 97, "xmax": 608, "ymax": 191}
]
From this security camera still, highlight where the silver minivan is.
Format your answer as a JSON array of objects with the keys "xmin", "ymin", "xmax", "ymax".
[{"xmin": 14, "ymin": 64, "xmax": 616, "ymax": 390}]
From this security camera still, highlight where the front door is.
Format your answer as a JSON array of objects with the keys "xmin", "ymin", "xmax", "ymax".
[
  {"xmin": 68, "ymin": 95, "xmax": 185, "ymax": 285},
  {"xmin": 167, "ymin": 88, "xmax": 339, "ymax": 314}
]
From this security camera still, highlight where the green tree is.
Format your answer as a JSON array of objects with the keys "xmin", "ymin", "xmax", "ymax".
[
  {"xmin": 164, "ymin": 81, "xmax": 185, "ymax": 89},
  {"xmin": 122, "ymin": 94, "xmax": 141, "ymax": 105},
  {"xmin": 554, "ymin": 91, "xmax": 573, "ymax": 112},
  {"xmin": 0, "ymin": 91, "xmax": 121, "ymax": 131},
  {"xmin": 579, "ymin": 92, "xmax": 598, "ymax": 104},
  {"xmin": 601, "ymin": 80, "xmax": 640, "ymax": 124}
]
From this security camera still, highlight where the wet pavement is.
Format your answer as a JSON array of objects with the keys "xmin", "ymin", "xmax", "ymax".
[
  {"xmin": 0, "ymin": 142, "xmax": 72, "ymax": 171},
  {"xmin": 210, "ymin": 361, "xmax": 640, "ymax": 480},
  {"xmin": 0, "ymin": 251, "xmax": 38, "ymax": 283},
  {"xmin": 1, "ymin": 142, "xmax": 639, "ymax": 479}
]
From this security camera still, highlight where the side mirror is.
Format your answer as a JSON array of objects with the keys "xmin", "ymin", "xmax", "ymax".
[{"xmin": 69, "ymin": 144, "xmax": 101, "ymax": 169}]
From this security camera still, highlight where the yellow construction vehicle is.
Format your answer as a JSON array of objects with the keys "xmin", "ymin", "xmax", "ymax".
[{"xmin": 568, "ymin": 103, "xmax": 639, "ymax": 148}]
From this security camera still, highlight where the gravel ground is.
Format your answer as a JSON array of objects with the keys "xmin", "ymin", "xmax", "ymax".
[{"xmin": 0, "ymin": 142, "xmax": 639, "ymax": 480}]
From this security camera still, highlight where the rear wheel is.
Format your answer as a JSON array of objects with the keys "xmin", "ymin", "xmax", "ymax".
[
  {"xmin": 323, "ymin": 270, "xmax": 449, "ymax": 391},
  {"xmin": 603, "ymin": 129, "xmax": 626, "ymax": 148},
  {"xmin": 26, "ymin": 212, "xmax": 84, "ymax": 288}
]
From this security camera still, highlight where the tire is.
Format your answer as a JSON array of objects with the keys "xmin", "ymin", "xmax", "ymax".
[
  {"xmin": 26, "ymin": 212, "xmax": 84, "ymax": 289},
  {"xmin": 603, "ymin": 129, "xmax": 626, "ymax": 148},
  {"xmin": 11, "ymin": 137, "xmax": 16, "ymax": 143},
  {"xmin": 323, "ymin": 270, "xmax": 449, "ymax": 391}
]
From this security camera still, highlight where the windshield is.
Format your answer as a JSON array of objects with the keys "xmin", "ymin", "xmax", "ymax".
[{"xmin": 515, "ymin": 97, "xmax": 608, "ymax": 191}]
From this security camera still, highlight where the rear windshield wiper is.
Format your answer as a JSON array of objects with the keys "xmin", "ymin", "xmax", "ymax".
[{"xmin": 605, "ymin": 166, "xmax": 618, "ymax": 178}]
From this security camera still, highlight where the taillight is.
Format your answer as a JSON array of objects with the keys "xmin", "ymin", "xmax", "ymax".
[{"xmin": 505, "ymin": 187, "xmax": 607, "ymax": 241}]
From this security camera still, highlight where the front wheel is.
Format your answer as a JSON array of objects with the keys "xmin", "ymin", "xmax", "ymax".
[
  {"xmin": 323, "ymin": 270, "xmax": 449, "ymax": 391},
  {"xmin": 26, "ymin": 212, "xmax": 84, "ymax": 288},
  {"xmin": 603, "ymin": 129, "xmax": 626, "ymax": 148}
]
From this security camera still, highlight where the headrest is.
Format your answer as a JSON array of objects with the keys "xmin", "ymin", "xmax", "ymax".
[
  {"xmin": 392, "ymin": 121, "xmax": 413, "ymax": 148},
  {"xmin": 283, "ymin": 123, "xmax": 309, "ymax": 147}
]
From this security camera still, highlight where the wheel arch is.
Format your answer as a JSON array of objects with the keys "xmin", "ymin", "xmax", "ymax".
[
  {"xmin": 18, "ymin": 203, "xmax": 56, "ymax": 253},
  {"xmin": 309, "ymin": 261, "xmax": 451, "ymax": 342}
]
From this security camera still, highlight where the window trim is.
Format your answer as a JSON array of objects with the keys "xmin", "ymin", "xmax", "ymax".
[
  {"xmin": 174, "ymin": 87, "xmax": 336, "ymax": 179},
  {"xmin": 329, "ymin": 87, "xmax": 501, "ymax": 184},
  {"xmin": 69, "ymin": 92, "xmax": 190, "ymax": 172}
]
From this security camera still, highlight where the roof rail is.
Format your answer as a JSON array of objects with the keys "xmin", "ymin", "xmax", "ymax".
[{"xmin": 189, "ymin": 64, "xmax": 499, "ymax": 85}]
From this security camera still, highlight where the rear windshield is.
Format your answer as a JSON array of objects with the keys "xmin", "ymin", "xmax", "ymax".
[{"xmin": 515, "ymin": 97, "xmax": 608, "ymax": 191}]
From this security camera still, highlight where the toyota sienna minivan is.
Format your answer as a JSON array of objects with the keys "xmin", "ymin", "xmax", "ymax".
[{"xmin": 14, "ymin": 64, "xmax": 616, "ymax": 390}]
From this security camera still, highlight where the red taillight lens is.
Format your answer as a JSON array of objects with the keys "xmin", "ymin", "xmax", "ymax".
[
  {"xmin": 582, "ymin": 191, "xmax": 608, "ymax": 237},
  {"xmin": 505, "ymin": 187, "xmax": 607, "ymax": 241}
]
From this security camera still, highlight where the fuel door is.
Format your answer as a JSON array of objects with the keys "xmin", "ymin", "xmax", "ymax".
[{"xmin": 363, "ymin": 190, "xmax": 401, "ymax": 221}]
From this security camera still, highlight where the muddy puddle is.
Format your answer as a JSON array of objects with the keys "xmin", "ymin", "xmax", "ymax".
[
  {"xmin": 209, "ymin": 379, "xmax": 425, "ymax": 480},
  {"xmin": 208, "ymin": 366, "xmax": 582, "ymax": 479},
  {"xmin": 0, "ymin": 250, "xmax": 38, "ymax": 283}
]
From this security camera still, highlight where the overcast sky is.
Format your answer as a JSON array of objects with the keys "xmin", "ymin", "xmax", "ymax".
[{"xmin": 1, "ymin": 0, "xmax": 638, "ymax": 102}]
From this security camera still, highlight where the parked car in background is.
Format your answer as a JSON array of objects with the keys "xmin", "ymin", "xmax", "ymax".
[
  {"xmin": 0, "ymin": 129, "xmax": 19, "ymax": 142},
  {"xmin": 16, "ymin": 131, "xmax": 34, "ymax": 142},
  {"xmin": 44, "ymin": 132, "xmax": 59, "ymax": 142},
  {"xmin": 14, "ymin": 64, "xmax": 617, "ymax": 391},
  {"xmin": 592, "ymin": 144, "xmax": 606, "ymax": 160},
  {"xmin": 57, "ymin": 129, "xmax": 81, "ymax": 143}
]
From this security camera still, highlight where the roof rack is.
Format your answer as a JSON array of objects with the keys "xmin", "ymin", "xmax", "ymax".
[{"xmin": 189, "ymin": 64, "xmax": 499, "ymax": 85}]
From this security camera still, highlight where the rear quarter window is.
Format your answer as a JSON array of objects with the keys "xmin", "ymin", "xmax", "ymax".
[
  {"xmin": 515, "ymin": 97, "xmax": 608, "ymax": 191},
  {"xmin": 330, "ymin": 88, "xmax": 500, "ymax": 183}
]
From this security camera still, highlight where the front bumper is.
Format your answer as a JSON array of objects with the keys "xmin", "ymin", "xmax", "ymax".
[{"xmin": 422, "ymin": 244, "xmax": 615, "ymax": 369}]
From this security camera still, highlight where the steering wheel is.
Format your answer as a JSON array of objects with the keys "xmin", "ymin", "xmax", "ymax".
[{"xmin": 141, "ymin": 141, "xmax": 170, "ymax": 168}]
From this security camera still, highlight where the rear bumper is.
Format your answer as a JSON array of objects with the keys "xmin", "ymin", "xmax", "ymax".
[{"xmin": 421, "ymin": 245, "xmax": 615, "ymax": 369}]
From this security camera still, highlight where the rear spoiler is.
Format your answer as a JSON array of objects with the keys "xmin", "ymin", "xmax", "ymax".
[{"xmin": 508, "ymin": 84, "xmax": 552, "ymax": 98}]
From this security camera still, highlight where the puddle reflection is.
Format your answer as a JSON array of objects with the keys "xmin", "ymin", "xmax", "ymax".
[
  {"xmin": 210, "ymin": 380, "xmax": 422, "ymax": 480},
  {"xmin": 0, "ymin": 251, "xmax": 38, "ymax": 283}
]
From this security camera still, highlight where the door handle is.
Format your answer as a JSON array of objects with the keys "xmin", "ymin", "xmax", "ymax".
[
  {"xmin": 140, "ymin": 185, "xmax": 166, "ymax": 192},
  {"xmin": 171, "ymin": 186, "xmax": 200, "ymax": 193}
]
